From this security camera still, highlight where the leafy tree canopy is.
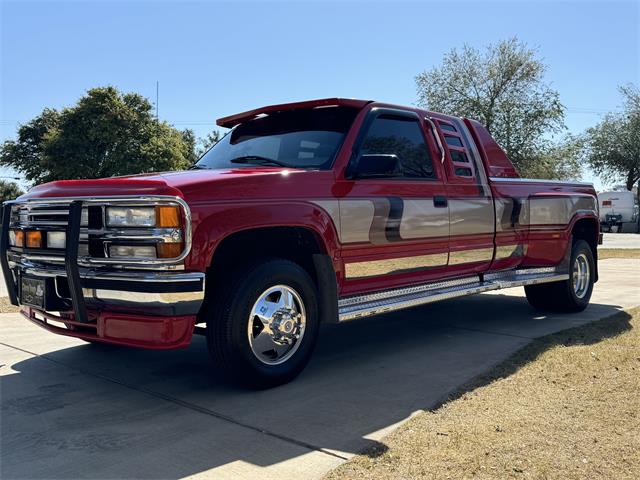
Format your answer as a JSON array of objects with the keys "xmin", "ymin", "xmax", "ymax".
[
  {"xmin": 416, "ymin": 38, "xmax": 574, "ymax": 179},
  {"xmin": 0, "ymin": 180, "xmax": 24, "ymax": 202},
  {"xmin": 197, "ymin": 130, "xmax": 223, "ymax": 158},
  {"xmin": 0, "ymin": 87, "xmax": 198, "ymax": 184},
  {"xmin": 583, "ymin": 84, "xmax": 640, "ymax": 193}
]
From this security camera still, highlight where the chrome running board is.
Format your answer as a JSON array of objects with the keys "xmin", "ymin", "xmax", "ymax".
[{"xmin": 338, "ymin": 267, "xmax": 568, "ymax": 321}]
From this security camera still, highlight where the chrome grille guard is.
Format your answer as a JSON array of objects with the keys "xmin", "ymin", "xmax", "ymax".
[{"xmin": 1, "ymin": 195, "xmax": 199, "ymax": 323}]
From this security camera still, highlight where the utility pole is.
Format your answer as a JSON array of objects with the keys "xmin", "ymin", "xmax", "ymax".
[{"xmin": 156, "ymin": 81, "xmax": 159, "ymax": 121}]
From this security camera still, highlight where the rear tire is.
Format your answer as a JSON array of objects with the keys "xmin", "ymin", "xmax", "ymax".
[
  {"xmin": 205, "ymin": 258, "xmax": 319, "ymax": 389},
  {"xmin": 525, "ymin": 239, "xmax": 595, "ymax": 313}
]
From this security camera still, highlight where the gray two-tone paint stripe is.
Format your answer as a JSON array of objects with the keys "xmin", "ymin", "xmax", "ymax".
[
  {"xmin": 311, "ymin": 198, "xmax": 451, "ymax": 244},
  {"xmin": 449, "ymin": 197, "xmax": 495, "ymax": 236},
  {"xmin": 312, "ymin": 197, "xmax": 485, "ymax": 245},
  {"xmin": 529, "ymin": 196, "xmax": 597, "ymax": 225},
  {"xmin": 311, "ymin": 194, "xmax": 595, "ymax": 280},
  {"xmin": 495, "ymin": 196, "xmax": 597, "ymax": 231}
]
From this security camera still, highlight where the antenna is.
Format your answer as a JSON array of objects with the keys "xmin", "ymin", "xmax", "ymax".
[{"xmin": 156, "ymin": 81, "xmax": 159, "ymax": 121}]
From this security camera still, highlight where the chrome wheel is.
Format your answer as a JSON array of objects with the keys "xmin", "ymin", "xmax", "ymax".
[
  {"xmin": 572, "ymin": 253, "xmax": 590, "ymax": 299},
  {"xmin": 247, "ymin": 285, "xmax": 306, "ymax": 365}
]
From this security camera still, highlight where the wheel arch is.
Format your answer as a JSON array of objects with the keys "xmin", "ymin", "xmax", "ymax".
[
  {"xmin": 571, "ymin": 215, "xmax": 599, "ymax": 282},
  {"xmin": 201, "ymin": 225, "xmax": 339, "ymax": 324}
]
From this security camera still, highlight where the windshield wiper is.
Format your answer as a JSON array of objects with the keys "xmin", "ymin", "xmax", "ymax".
[
  {"xmin": 188, "ymin": 164, "xmax": 208, "ymax": 170},
  {"xmin": 229, "ymin": 155, "xmax": 290, "ymax": 168}
]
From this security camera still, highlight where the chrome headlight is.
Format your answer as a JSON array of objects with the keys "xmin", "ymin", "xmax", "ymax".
[
  {"xmin": 47, "ymin": 231, "xmax": 66, "ymax": 249},
  {"xmin": 106, "ymin": 207, "xmax": 156, "ymax": 227},
  {"xmin": 104, "ymin": 205, "xmax": 184, "ymax": 259}
]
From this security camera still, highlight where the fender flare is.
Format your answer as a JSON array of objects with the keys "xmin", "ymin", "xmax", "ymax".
[{"xmin": 186, "ymin": 200, "xmax": 341, "ymax": 273}]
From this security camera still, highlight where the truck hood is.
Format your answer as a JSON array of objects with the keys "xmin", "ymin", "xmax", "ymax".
[{"xmin": 18, "ymin": 167, "xmax": 313, "ymax": 202}]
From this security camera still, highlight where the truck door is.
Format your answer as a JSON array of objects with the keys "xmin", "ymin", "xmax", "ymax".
[
  {"xmin": 431, "ymin": 115, "xmax": 495, "ymax": 277},
  {"xmin": 336, "ymin": 107, "xmax": 450, "ymax": 295}
]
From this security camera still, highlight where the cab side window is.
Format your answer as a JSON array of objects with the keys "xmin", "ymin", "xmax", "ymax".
[{"xmin": 360, "ymin": 115, "xmax": 436, "ymax": 179}]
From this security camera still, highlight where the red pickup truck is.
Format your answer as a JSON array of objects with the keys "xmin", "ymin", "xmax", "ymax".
[{"xmin": 1, "ymin": 98, "xmax": 600, "ymax": 387}]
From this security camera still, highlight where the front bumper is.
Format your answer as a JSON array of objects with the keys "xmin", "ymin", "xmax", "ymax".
[{"xmin": 1, "ymin": 201, "xmax": 205, "ymax": 348}]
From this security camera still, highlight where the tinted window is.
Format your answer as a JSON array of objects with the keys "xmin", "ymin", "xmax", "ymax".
[
  {"xmin": 455, "ymin": 166, "xmax": 473, "ymax": 177},
  {"xmin": 445, "ymin": 136, "xmax": 463, "ymax": 147},
  {"xmin": 440, "ymin": 123, "xmax": 457, "ymax": 132},
  {"xmin": 196, "ymin": 106, "xmax": 358, "ymax": 170},
  {"xmin": 450, "ymin": 150, "xmax": 469, "ymax": 163},
  {"xmin": 359, "ymin": 116, "xmax": 435, "ymax": 179}
]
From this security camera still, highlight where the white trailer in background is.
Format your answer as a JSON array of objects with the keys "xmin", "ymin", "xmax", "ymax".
[{"xmin": 598, "ymin": 190, "xmax": 639, "ymax": 232}]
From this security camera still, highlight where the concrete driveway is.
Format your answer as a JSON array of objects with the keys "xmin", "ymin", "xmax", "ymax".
[
  {"xmin": 2, "ymin": 258, "xmax": 640, "ymax": 480},
  {"xmin": 602, "ymin": 232, "xmax": 640, "ymax": 249}
]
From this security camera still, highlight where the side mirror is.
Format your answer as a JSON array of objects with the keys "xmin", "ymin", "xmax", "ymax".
[{"xmin": 351, "ymin": 154, "xmax": 400, "ymax": 179}]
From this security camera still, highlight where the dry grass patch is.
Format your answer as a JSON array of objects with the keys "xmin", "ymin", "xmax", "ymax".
[
  {"xmin": 598, "ymin": 248, "xmax": 640, "ymax": 259},
  {"xmin": 0, "ymin": 297, "xmax": 20, "ymax": 313},
  {"xmin": 327, "ymin": 307, "xmax": 640, "ymax": 480}
]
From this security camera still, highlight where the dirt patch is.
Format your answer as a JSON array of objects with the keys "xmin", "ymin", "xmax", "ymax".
[
  {"xmin": 599, "ymin": 248, "xmax": 640, "ymax": 259},
  {"xmin": 327, "ymin": 307, "xmax": 640, "ymax": 480},
  {"xmin": 0, "ymin": 297, "xmax": 20, "ymax": 313}
]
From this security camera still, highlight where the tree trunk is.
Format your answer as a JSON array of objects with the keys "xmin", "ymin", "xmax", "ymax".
[{"xmin": 625, "ymin": 169, "xmax": 634, "ymax": 191}]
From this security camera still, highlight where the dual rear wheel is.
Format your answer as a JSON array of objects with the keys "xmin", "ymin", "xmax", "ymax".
[{"xmin": 524, "ymin": 240, "xmax": 595, "ymax": 312}]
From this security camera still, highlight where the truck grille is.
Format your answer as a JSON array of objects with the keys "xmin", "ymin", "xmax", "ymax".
[
  {"xmin": 12, "ymin": 204, "xmax": 75, "ymax": 226},
  {"xmin": 9, "ymin": 202, "xmax": 93, "ymax": 262},
  {"xmin": 5, "ymin": 196, "xmax": 191, "ymax": 268}
]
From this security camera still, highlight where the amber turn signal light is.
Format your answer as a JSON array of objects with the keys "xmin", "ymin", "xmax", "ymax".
[
  {"xmin": 26, "ymin": 230, "xmax": 43, "ymax": 248},
  {"xmin": 156, "ymin": 206, "xmax": 181, "ymax": 228},
  {"xmin": 156, "ymin": 242, "xmax": 183, "ymax": 258}
]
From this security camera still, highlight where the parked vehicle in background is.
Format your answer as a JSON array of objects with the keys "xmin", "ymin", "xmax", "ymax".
[
  {"xmin": 1, "ymin": 98, "xmax": 601, "ymax": 388},
  {"xmin": 598, "ymin": 190, "xmax": 639, "ymax": 233}
]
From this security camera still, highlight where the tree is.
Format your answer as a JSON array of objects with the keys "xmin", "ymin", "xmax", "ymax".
[
  {"xmin": 583, "ymin": 84, "xmax": 640, "ymax": 196},
  {"xmin": 416, "ymin": 38, "xmax": 572, "ymax": 179},
  {"xmin": 0, "ymin": 87, "xmax": 197, "ymax": 184},
  {"xmin": 196, "ymin": 130, "xmax": 222, "ymax": 158},
  {"xmin": 0, "ymin": 180, "xmax": 24, "ymax": 202},
  {"xmin": 525, "ymin": 135, "xmax": 582, "ymax": 181}
]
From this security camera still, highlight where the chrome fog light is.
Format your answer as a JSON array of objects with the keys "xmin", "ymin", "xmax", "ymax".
[{"xmin": 109, "ymin": 245, "xmax": 157, "ymax": 258}]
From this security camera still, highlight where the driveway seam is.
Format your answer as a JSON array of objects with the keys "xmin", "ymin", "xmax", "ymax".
[
  {"xmin": 449, "ymin": 325, "xmax": 536, "ymax": 340},
  {"xmin": 0, "ymin": 341, "xmax": 350, "ymax": 461}
]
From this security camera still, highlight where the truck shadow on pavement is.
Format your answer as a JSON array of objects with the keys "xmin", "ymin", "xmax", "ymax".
[{"xmin": 1, "ymin": 294, "xmax": 632, "ymax": 479}]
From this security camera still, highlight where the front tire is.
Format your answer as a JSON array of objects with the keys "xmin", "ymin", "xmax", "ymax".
[
  {"xmin": 205, "ymin": 258, "xmax": 319, "ymax": 389},
  {"xmin": 525, "ymin": 239, "xmax": 595, "ymax": 313}
]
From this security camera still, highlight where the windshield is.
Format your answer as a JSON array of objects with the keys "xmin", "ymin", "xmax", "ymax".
[{"xmin": 196, "ymin": 106, "xmax": 359, "ymax": 170}]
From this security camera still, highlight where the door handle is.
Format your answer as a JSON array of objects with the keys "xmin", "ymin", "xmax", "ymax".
[{"xmin": 433, "ymin": 196, "xmax": 448, "ymax": 208}]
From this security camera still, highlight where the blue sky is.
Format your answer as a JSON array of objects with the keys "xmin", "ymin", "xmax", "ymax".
[{"xmin": 1, "ymin": 0, "xmax": 639, "ymax": 189}]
